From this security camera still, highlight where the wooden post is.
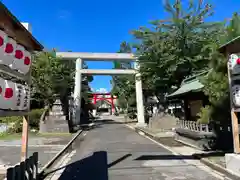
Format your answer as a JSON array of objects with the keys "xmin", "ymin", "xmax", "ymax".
[
  {"xmin": 231, "ymin": 110, "xmax": 240, "ymax": 153},
  {"xmin": 21, "ymin": 115, "xmax": 29, "ymax": 161},
  {"xmin": 21, "ymin": 53, "xmax": 32, "ymax": 161}
]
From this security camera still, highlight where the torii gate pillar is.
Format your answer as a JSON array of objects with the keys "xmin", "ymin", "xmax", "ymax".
[
  {"xmin": 58, "ymin": 52, "xmax": 146, "ymax": 127},
  {"xmin": 135, "ymin": 62, "xmax": 145, "ymax": 126},
  {"xmin": 73, "ymin": 58, "xmax": 83, "ymax": 125}
]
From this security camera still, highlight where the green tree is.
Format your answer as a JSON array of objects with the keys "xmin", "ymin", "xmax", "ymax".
[
  {"xmin": 111, "ymin": 42, "xmax": 136, "ymax": 111},
  {"xmin": 31, "ymin": 51, "xmax": 62, "ymax": 106},
  {"xmin": 199, "ymin": 12, "xmax": 240, "ymax": 124},
  {"xmin": 31, "ymin": 51, "xmax": 93, "ymax": 108},
  {"xmin": 131, "ymin": 0, "xmax": 221, "ymax": 103}
]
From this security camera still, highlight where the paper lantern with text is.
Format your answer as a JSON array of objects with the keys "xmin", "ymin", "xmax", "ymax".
[
  {"xmin": 0, "ymin": 77, "xmax": 5, "ymax": 110},
  {"xmin": 3, "ymin": 37, "xmax": 16, "ymax": 66},
  {"xmin": 14, "ymin": 83, "xmax": 23, "ymax": 110},
  {"xmin": 232, "ymin": 84, "xmax": 240, "ymax": 107},
  {"xmin": 22, "ymin": 50, "xmax": 31, "ymax": 74},
  {"xmin": 3, "ymin": 80, "xmax": 16, "ymax": 110},
  {"xmin": 0, "ymin": 30, "xmax": 7, "ymax": 65},
  {"xmin": 10, "ymin": 44, "xmax": 25, "ymax": 73},
  {"xmin": 228, "ymin": 54, "xmax": 240, "ymax": 75},
  {"xmin": 20, "ymin": 85, "xmax": 30, "ymax": 110}
]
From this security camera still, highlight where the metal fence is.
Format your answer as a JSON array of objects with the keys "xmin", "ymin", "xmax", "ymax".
[{"xmin": 6, "ymin": 152, "xmax": 38, "ymax": 180}]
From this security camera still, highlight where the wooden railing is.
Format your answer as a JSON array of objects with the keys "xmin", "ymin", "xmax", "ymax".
[
  {"xmin": 6, "ymin": 152, "xmax": 38, "ymax": 180},
  {"xmin": 176, "ymin": 120, "xmax": 212, "ymax": 132}
]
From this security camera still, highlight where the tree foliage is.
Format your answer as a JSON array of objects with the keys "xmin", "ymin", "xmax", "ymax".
[
  {"xmin": 199, "ymin": 12, "xmax": 240, "ymax": 124},
  {"xmin": 111, "ymin": 42, "xmax": 136, "ymax": 110},
  {"xmin": 31, "ymin": 51, "xmax": 93, "ymax": 107},
  {"xmin": 113, "ymin": 0, "xmax": 240, "ymax": 126},
  {"xmin": 131, "ymin": 0, "xmax": 221, "ymax": 99}
]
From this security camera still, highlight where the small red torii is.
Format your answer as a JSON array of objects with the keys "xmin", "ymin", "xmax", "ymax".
[{"xmin": 89, "ymin": 92, "xmax": 117, "ymax": 113}]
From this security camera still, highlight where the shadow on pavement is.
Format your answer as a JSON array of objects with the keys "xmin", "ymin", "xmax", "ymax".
[
  {"xmin": 44, "ymin": 150, "xmax": 221, "ymax": 179},
  {"xmin": 135, "ymin": 154, "xmax": 195, "ymax": 161},
  {"xmin": 135, "ymin": 152, "xmax": 229, "ymax": 161},
  {"xmin": 108, "ymin": 153, "xmax": 132, "ymax": 168},
  {"xmin": 44, "ymin": 151, "xmax": 132, "ymax": 180},
  {"xmin": 58, "ymin": 151, "xmax": 108, "ymax": 180}
]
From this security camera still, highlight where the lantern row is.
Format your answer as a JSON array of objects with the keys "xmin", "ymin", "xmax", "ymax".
[
  {"xmin": 0, "ymin": 29, "xmax": 31, "ymax": 112},
  {"xmin": 0, "ymin": 30, "xmax": 31, "ymax": 75}
]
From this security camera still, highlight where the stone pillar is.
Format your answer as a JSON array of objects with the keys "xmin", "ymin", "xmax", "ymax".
[
  {"xmin": 73, "ymin": 58, "xmax": 83, "ymax": 126},
  {"xmin": 111, "ymin": 96, "xmax": 115, "ymax": 114},
  {"xmin": 93, "ymin": 109, "xmax": 97, "ymax": 117},
  {"xmin": 135, "ymin": 61, "xmax": 146, "ymax": 127}
]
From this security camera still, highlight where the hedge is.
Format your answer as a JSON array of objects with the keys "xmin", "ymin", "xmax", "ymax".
[{"xmin": 0, "ymin": 109, "xmax": 45, "ymax": 133}]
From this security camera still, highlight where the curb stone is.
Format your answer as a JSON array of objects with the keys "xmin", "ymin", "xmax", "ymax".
[
  {"xmin": 198, "ymin": 157, "xmax": 240, "ymax": 180},
  {"xmin": 126, "ymin": 124, "xmax": 240, "ymax": 180},
  {"xmin": 39, "ymin": 129, "xmax": 83, "ymax": 176}
]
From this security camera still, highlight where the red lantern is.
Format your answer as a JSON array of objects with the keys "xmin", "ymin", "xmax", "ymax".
[
  {"xmin": 24, "ymin": 56, "xmax": 30, "ymax": 65},
  {"xmin": 5, "ymin": 87, "xmax": 13, "ymax": 98},
  {"xmin": 15, "ymin": 50, "xmax": 24, "ymax": 59},
  {"xmin": 5, "ymin": 43, "xmax": 14, "ymax": 53},
  {"xmin": 236, "ymin": 58, "xmax": 240, "ymax": 65},
  {"xmin": 0, "ymin": 36, "xmax": 4, "ymax": 47}
]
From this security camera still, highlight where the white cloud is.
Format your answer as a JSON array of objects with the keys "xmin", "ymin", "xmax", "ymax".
[{"xmin": 96, "ymin": 88, "xmax": 108, "ymax": 93}]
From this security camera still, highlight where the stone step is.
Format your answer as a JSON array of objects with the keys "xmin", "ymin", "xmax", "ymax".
[
  {"xmin": 39, "ymin": 115, "xmax": 69, "ymax": 133},
  {"xmin": 39, "ymin": 122, "xmax": 69, "ymax": 133},
  {"xmin": 49, "ymin": 112, "xmax": 64, "ymax": 116},
  {"xmin": 46, "ymin": 115, "xmax": 66, "ymax": 121}
]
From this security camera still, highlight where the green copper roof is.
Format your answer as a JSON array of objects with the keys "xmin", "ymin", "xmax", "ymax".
[
  {"xmin": 167, "ymin": 71, "xmax": 207, "ymax": 98},
  {"xmin": 167, "ymin": 79, "xmax": 204, "ymax": 98}
]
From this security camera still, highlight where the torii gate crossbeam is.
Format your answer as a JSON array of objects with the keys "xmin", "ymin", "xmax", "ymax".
[{"xmin": 56, "ymin": 52, "xmax": 146, "ymax": 127}]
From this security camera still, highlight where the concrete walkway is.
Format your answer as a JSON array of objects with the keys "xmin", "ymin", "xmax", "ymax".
[
  {"xmin": 0, "ymin": 134, "xmax": 73, "ymax": 173},
  {"xmin": 53, "ymin": 118, "xmax": 225, "ymax": 180}
]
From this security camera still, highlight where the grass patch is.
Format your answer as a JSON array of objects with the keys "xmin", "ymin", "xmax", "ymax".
[
  {"xmin": 0, "ymin": 133, "xmax": 22, "ymax": 140},
  {"xmin": 0, "ymin": 132, "xmax": 40, "ymax": 140},
  {"xmin": 0, "ymin": 132, "xmax": 71, "ymax": 140}
]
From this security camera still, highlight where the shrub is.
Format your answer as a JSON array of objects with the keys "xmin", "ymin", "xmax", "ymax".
[
  {"xmin": 197, "ymin": 106, "xmax": 211, "ymax": 124},
  {"xmin": 29, "ymin": 109, "xmax": 45, "ymax": 130},
  {"xmin": 1, "ymin": 116, "xmax": 22, "ymax": 133},
  {"xmin": 0, "ymin": 109, "xmax": 45, "ymax": 133}
]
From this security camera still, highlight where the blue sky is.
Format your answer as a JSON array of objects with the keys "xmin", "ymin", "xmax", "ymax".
[{"xmin": 2, "ymin": 0, "xmax": 240, "ymax": 92}]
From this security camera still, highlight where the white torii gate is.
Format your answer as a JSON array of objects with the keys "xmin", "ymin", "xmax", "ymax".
[{"xmin": 56, "ymin": 52, "xmax": 146, "ymax": 127}]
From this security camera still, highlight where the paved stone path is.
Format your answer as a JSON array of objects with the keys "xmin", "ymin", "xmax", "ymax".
[
  {"xmin": 55, "ymin": 118, "xmax": 225, "ymax": 180},
  {"xmin": 0, "ymin": 135, "xmax": 73, "ymax": 172}
]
